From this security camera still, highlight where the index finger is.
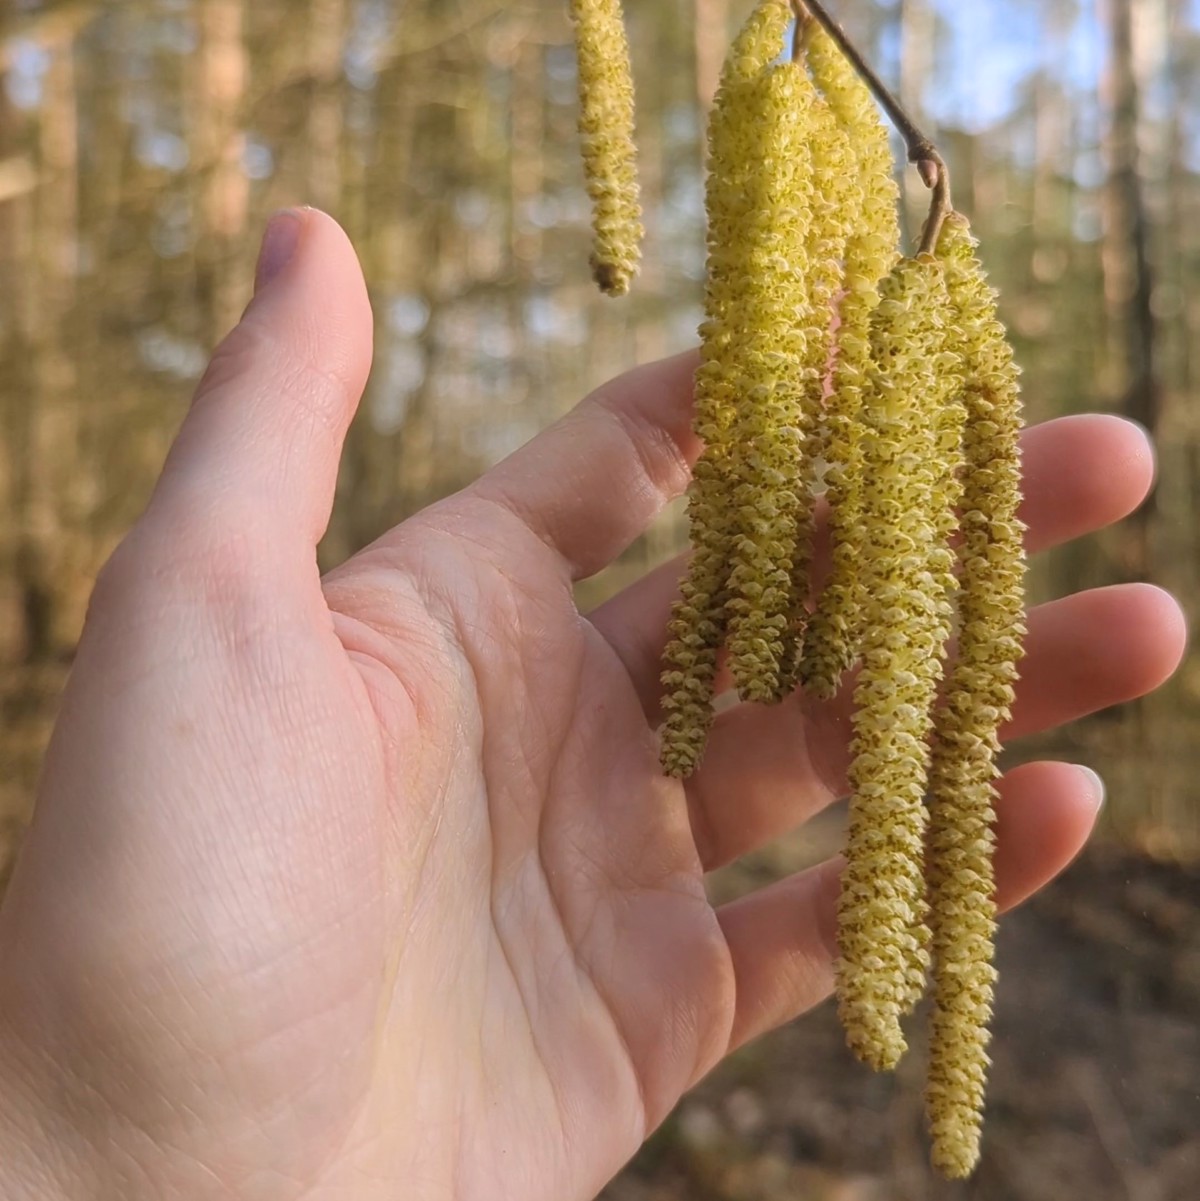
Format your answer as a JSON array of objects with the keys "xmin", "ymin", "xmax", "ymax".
[{"xmin": 466, "ymin": 350, "xmax": 701, "ymax": 581}]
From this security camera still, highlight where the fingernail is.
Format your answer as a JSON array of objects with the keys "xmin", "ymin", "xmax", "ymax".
[
  {"xmin": 254, "ymin": 209, "xmax": 304, "ymax": 293},
  {"xmin": 1075, "ymin": 765, "xmax": 1106, "ymax": 811}
]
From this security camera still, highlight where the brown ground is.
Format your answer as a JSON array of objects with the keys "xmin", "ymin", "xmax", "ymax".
[{"xmin": 605, "ymin": 843, "xmax": 1200, "ymax": 1201}]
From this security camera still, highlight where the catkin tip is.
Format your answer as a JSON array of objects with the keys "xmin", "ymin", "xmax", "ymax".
[{"xmin": 571, "ymin": 0, "xmax": 642, "ymax": 295}]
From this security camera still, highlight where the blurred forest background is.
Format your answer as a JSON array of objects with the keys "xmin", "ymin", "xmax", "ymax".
[{"xmin": 0, "ymin": 0, "xmax": 1197, "ymax": 1197}]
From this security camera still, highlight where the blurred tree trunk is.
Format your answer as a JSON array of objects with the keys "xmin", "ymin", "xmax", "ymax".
[
  {"xmin": 308, "ymin": 0, "xmax": 346, "ymax": 213},
  {"xmin": 193, "ymin": 0, "xmax": 250, "ymax": 339},
  {"xmin": 1029, "ymin": 1, "xmax": 1077, "ymax": 279},
  {"xmin": 1162, "ymin": 0, "xmax": 1191, "ymax": 398},
  {"xmin": 12, "ymin": 27, "xmax": 81, "ymax": 660},
  {"xmin": 1101, "ymin": 0, "xmax": 1160, "ymax": 573},
  {"xmin": 896, "ymin": 0, "xmax": 935, "ymax": 245},
  {"xmin": 1101, "ymin": 2, "xmax": 1159, "ymax": 424},
  {"xmin": 693, "ymin": 0, "xmax": 727, "ymax": 113},
  {"xmin": 506, "ymin": 25, "xmax": 540, "ymax": 426},
  {"xmin": 509, "ymin": 25, "xmax": 541, "ymax": 279},
  {"xmin": 0, "ymin": 83, "xmax": 32, "ymax": 664}
]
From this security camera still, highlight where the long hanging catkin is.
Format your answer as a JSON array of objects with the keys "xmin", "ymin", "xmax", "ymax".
[
  {"xmin": 659, "ymin": 0, "xmax": 792, "ymax": 777},
  {"xmin": 722, "ymin": 57, "xmax": 831, "ymax": 704},
  {"xmin": 797, "ymin": 26, "xmax": 901, "ymax": 700},
  {"xmin": 643, "ymin": 5, "xmax": 1035, "ymax": 1178},
  {"xmin": 569, "ymin": 0, "xmax": 643, "ymax": 295},
  {"xmin": 774, "ymin": 66, "xmax": 861, "ymax": 699},
  {"xmin": 923, "ymin": 212, "xmax": 1027, "ymax": 1180},
  {"xmin": 836, "ymin": 255, "xmax": 963, "ymax": 1071}
]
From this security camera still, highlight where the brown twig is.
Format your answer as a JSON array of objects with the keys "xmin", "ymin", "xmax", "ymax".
[
  {"xmin": 793, "ymin": 0, "xmax": 953, "ymax": 251},
  {"xmin": 918, "ymin": 160, "xmax": 953, "ymax": 255},
  {"xmin": 790, "ymin": 0, "xmax": 813, "ymax": 62}
]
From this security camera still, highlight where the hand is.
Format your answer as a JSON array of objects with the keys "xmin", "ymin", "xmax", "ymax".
[{"xmin": 0, "ymin": 210, "xmax": 1184, "ymax": 1201}]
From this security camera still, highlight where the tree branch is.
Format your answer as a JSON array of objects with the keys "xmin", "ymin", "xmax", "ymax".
[{"xmin": 791, "ymin": 0, "xmax": 953, "ymax": 249}]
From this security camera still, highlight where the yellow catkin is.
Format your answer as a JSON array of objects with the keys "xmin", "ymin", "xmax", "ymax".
[
  {"xmin": 722, "ymin": 58, "xmax": 825, "ymax": 704},
  {"xmin": 836, "ymin": 256, "xmax": 962, "ymax": 1071},
  {"xmin": 569, "ymin": 0, "xmax": 643, "ymax": 295},
  {"xmin": 798, "ymin": 26, "xmax": 901, "ymax": 700},
  {"xmin": 774, "ymin": 84, "xmax": 859, "ymax": 698},
  {"xmin": 659, "ymin": 0, "xmax": 791, "ymax": 777},
  {"xmin": 924, "ymin": 212, "xmax": 1027, "ymax": 1180}
]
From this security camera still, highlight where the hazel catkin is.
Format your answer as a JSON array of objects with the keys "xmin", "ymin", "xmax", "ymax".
[
  {"xmin": 923, "ymin": 211, "xmax": 1027, "ymax": 1180},
  {"xmin": 569, "ymin": 0, "xmax": 643, "ymax": 295},
  {"xmin": 659, "ymin": 0, "xmax": 792, "ymax": 776},
  {"xmin": 774, "ymin": 70, "xmax": 860, "ymax": 698},
  {"xmin": 722, "ymin": 58, "xmax": 824, "ymax": 704},
  {"xmin": 652, "ymin": 16, "xmax": 1029, "ymax": 1178},
  {"xmin": 797, "ymin": 26, "xmax": 901, "ymax": 700},
  {"xmin": 835, "ymin": 255, "xmax": 962, "ymax": 1071}
]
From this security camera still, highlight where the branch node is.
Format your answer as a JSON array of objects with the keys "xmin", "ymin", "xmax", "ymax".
[
  {"xmin": 918, "ymin": 159, "xmax": 953, "ymax": 256},
  {"xmin": 798, "ymin": 0, "xmax": 955, "ymax": 250}
]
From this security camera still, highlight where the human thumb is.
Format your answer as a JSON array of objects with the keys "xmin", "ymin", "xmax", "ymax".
[{"xmin": 146, "ymin": 207, "xmax": 374, "ymax": 553}]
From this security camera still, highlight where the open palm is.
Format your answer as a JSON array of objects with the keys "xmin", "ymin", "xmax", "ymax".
[{"xmin": 0, "ymin": 212, "xmax": 1184, "ymax": 1201}]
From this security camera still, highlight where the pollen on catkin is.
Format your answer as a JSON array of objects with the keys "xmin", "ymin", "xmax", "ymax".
[
  {"xmin": 569, "ymin": 0, "xmax": 643, "ymax": 296},
  {"xmin": 722, "ymin": 58, "xmax": 825, "ymax": 704},
  {"xmin": 659, "ymin": 0, "xmax": 792, "ymax": 777},
  {"xmin": 775, "ymin": 81, "xmax": 859, "ymax": 698},
  {"xmin": 797, "ymin": 27, "xmax": 901, "ymax": 700},
  {"xmin": 923, "ymin": 211, "xmax": 1027, "ymax": 1180},
  {"xmin": 836, "ymin": 256, "xmax": 962, "ymax": 1071}
]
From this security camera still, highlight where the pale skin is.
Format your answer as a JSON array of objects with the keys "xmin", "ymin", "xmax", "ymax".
[{"xmin": 0, "ymin": 209, "xmax": 1185, "ymax": 1200}]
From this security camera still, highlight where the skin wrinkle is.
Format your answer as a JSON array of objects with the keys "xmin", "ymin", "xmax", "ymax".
[
  {"xmin": 439, "ymin": 492, "xmax": 582, "ymax": 588},
  {"xmin": 325, "ymin": 571, "xmax": 474, "ymax": 938},
  {"xmin": 588, "ymin": 383, "xmax": 697, "ymax": 518},
  {"xmin": 378, "ymin": 828, "xmax": 486, "ymax": 1199},
  {"xmin": 534, "ymin": 852, "xmax": 649, "ymax": 1142},
  {"xmin": 547, "ymin": 722, "xmax": 736, "ymax": 1104},
  {"xmin": 434, "ymin": 542, "xmax": 579, "ymax": 795},
  {"xmin": 491, "ymin": 755, "xmax": 643, "ymax": 1179},
  {"xmin": 71, "ymin": 840, "xmax": 383, "ymax": 1174},
  {"xmin": 324, "ymin": 569, "xmax": 457, "ymax": 738},
  {"xmin": 472, "ymin": 391, "xmax": 695, "ymax": 584},
  {"xmin": 682, "ymin": 769, "xmax": 723, "ymax": 870},
  {"xmin": 151, "ymin": 982, "xmax": 371, "ymax": 1196},
  {"xmin": 206, "ymin": 307, "xmax": 362, "ymax": 435},
  {"xmin": 186, "ymin": 349, "xmax": 352, "ymax": 532},
  {"xmin": 40, "ymin": 662, "xmax": 373, "ymax": 993},
  {"xmin": 39, "ymin": 619, "xmax": 379, "ymax": 1191},
  {"xmin": 11, "ymin": 994, "xmax": 237, "ymax": 1195},
  {"xmin": 157, "ymin": 522, "xmax": 286, "ymax": 615},
  {"xmin": 502, "ymin": 586, "xmax": 711, "ymax": 1132},
  {"xmin": 432, "ymin": 547, "xmax": 652, "ymax": 1164},
  {"xmin": 482, "ymin": 883, "xmax": 567, "ymax": 1168}
]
